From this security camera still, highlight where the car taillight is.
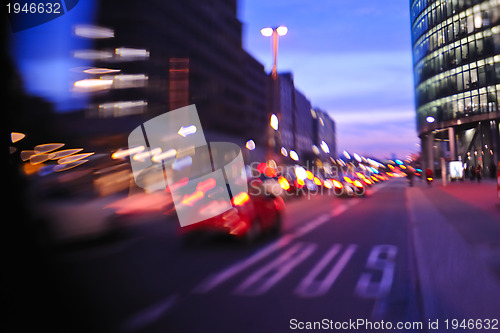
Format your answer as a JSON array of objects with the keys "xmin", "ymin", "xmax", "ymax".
[
  {"xmin": 231, "ymin": 192, "xmax": 250, "ymax": 206},
  {"xmin": 313, "ymin": 177, "xmax": 322, "ymax": 186},
  {"xmin": 278, "ymin": 176, "xmax": 290, "ymax": 190},
  {"xmin": 295, "ymin": 179, "xmax": 305, "ymax": 188},
  {"xmin": 264, "ymin": 167, "xmax": 277, "ymax": 178}
]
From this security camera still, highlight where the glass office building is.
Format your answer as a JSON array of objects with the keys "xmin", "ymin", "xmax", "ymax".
[{"xmin": 411, "ymin": 0, "xmax": 500, "ymax": 178}]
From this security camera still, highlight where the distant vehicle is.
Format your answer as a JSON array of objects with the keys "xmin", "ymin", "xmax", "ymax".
[
  {"xmin": 341, "ymin": 175, "xmax": 366, "ymax": 197},
  {"xmin": 179, "ymin": 178, "xmax": 285, "ymax": 244},
  {"xmin": 282, "ymin": 173, "xmax": 306, "ymax": 197},
  {"xmin": 328, "ymin": 168, "xmax": 371, "ymax": 197},
  {"xmin": 32, "ymin": 154, "xmax": 134, "ymax": 244},
  {"xmin": 425, "ymin": 168, "xmax": 434, "ymax": 186},
  {"xmin": 286, "ymin": 166, "xmax": 322, "ymax": 195},
  {"xmin": 328, "ymin": 175, "xmax": 365, "ymax": 197},
  {"xmin": 258, "ymin": 174, "xmax": 287, "ymax": 198}
]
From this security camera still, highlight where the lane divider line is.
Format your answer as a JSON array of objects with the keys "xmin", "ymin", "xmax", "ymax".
[
  {"xmin": 193, "ymin": 181, "xmax": 392, "ymax": 294},
  {"xmin": 120, "ymin": 293, "xmax": 179, "ymax": 332},
  {"xmin": 233, "ymin": 242, "xmax": 317, "ymax": 296}
]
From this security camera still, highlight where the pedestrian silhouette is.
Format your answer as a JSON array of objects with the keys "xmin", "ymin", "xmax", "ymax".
[
  {"xmin": 475, "ymin": 164, "xmax": 482, "ymax": 183},
  {"xmin": 407, "ymin": 167, "xmax": 415, "ymax": 187},
  {"xmin": 425, "ymin": 168, "xmax": 433, "ymax": 186},
  {"xmin": 470, "ymin": 165, "xmax": 475, "ymax": 181}
]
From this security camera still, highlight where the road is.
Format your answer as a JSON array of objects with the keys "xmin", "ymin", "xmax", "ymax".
[
  {"xmin": 23, "ymin": 177, "xmax": 500, "ymax": 333},
  {"xmin": 40, "ymin": 178, "xmax": 422, "ymax": 333}
]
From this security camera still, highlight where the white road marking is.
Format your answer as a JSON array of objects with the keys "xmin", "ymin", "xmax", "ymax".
[
  {"xmin": 234, "ymin": 242, "xmax": 317, "ymax": 296},
  {"xmin": 293, "ymin": 213, "xmax": 330, "ymax": 237},
  {"xmin": 193, "ymin": 234, "xmax": 296, "ymax": 293},
  {"xmin": 194, "ymin": 182, "xmax": 393, "ymax": 295},
  {"xmin": 354, "ymin": 244, "xmax": 398, "ymax": 298},
  {"xmin": 121, "ymin": 294, "xmax": 179, "ymax": 332},
  {"xmin": 193, "ymin": 212, "xmax": 331, "ymax": 294},
  {"xmin": 295, "ymin": 244, "xmax": 357, "ymax": 297}
]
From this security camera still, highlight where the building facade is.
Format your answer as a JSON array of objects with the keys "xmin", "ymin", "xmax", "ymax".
[
  {"xmin": 277, "ymin": 73, "xmax": 296, "ymax": 151},
  {"xmin": 312, "ymin": 107, "xmax": 337, "ymax": 161},
  {"xmin": 272, "ymin": 73, "xmax": 337, "ymax": 166},
  {"xmin": 294, "ymin": 89, "xmax": 314, "ymax": 157},
  {"xmin": 275, "ymin": 72, "xmax": 323, "ymax": 164},
  {"xmin": 411, "ymin": 0, "xmax": 500, "ymax": 177},
  {"xmin": 89, "ymin": 0, "xmax": 268, "ymax": 149}
]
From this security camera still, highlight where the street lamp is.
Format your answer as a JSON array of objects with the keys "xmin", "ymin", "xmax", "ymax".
[
  {"xmin": 261, "ymin": 26, "xmax": 288, "ymax": 79},
  {"xmin": 262, "ymin": 26, "xmax": 287, "ymax": 163}
]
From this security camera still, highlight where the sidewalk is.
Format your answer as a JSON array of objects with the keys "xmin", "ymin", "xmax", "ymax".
[
  {"xmin": 406, "ymin": 179, "xmax": 500, "ymax": 329},
  {"xmin": 437, "ymin": 178, "xmax": 500, "ymax": 215}
]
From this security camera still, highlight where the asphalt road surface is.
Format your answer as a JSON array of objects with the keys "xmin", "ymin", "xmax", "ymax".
[{"xmin": 38, "ymin": 178, "xmax": 428, "ymax": 333}]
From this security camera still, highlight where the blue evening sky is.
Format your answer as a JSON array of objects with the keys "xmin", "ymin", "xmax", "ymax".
[
  {"xmin": 238, "ymin": 0, "xmax": 418, "ymax": 159},
  {"xmin": 11, "ymin": 0, "xmax": 417, "ymax": 159},
  {"xmin": 10, "ymin": 0, "xmax": 96, "ymax": 111}
]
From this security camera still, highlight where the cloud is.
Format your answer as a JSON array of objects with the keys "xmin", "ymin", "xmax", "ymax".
[
  {"xmin": 335, "ymin": 112, "xmax": 418, "ymax": 159},
  {"xmin": 331, "ymin": 108, "xmax": 415, "ymax": 125}
]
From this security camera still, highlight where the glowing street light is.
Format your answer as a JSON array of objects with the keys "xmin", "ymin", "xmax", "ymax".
[
  {"xmin": 270, "ymin": 113, "xmax": 279, "ymax": 131},
  {"xmin": 245, "ymin": 139, "xmax": 256, "ymax": 151},
  {"xmin": 426, "ymin": 116, "xmax": 435, "ymax": 123},
  {"xmin": 261, "ymin": 26, "xmax": 288, "ymax": 79},
  {"xmin": 260, "ymin": 27, "xmax": 273, "ymax": 37},
  {"xmin": 276, "ymin": 26, "xmax": 288, "ymax": 36},
  {"xmin": 290, "ymin": 150, "xmax": 299, "ymax": 161},
  {"xmin": 74, "ymin": 78, "xmax": 113, "ymax": 92},
  {"xmin": 262, "ymin": 25, "xmax": 287, "ymax": 162},
  {"xmin": 320, "ymin": 140, "xmax": 330, "ymax": 154},
  {"xmin": 11, "ymin": 132, "xmax": 26, "ymax": 143}
]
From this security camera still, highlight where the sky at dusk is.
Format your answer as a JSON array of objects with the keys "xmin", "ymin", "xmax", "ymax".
[
  {"xmin": 10, "ymin": 0, "xmax": 418, "ymax": 160},
  {"xmin": 239, "ymin": 0, "xmax": 418, "ymax": 160}
]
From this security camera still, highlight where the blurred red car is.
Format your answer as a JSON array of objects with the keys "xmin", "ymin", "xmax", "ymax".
[{"xmin": 179, "ymin": 179, "xmax": 285, "ymax": 244}]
